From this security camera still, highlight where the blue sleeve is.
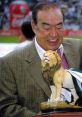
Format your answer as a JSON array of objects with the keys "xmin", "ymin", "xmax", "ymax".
[
  {"xmin": 76, "ymin": 79, "xmax": 82, "ymax": 91},
  {"xmin": 71, "ymin": 68, "xmax": 82, "ymax": 91}
]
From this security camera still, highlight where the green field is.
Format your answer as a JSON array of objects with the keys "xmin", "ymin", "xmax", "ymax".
[
  {"xmin": 0, "ymin": 36, "xmax": 19, "ymax": 43},
  {"xmin": 0, "ymin": 36, "xmax": 82, "ymax": 43}
]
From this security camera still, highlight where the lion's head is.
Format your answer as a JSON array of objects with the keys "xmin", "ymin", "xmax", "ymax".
[{"xmin": 41, "ymin": 50, "xmax": 61, "ymax": 79}]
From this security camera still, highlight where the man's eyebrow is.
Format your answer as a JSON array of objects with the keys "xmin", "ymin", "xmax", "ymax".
[
  {"xmin": 56, "ymin": 22, "xmax": 63, "ymax": 26},
  {"xmin": 42, "ymin": 22, "xmax": 50, "ymax": 25},
  {"xmin": 42, "ymin": 22, "xmax": 63, "ymax": 26}
]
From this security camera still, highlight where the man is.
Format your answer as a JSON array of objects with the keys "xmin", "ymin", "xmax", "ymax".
[
  {"xmin": 0, "ymin": 21, "xmax": 35, "ymax": 58},
  {"xmin": 0, "ymin": 1, "xmax": 82, "ymax": 117}
]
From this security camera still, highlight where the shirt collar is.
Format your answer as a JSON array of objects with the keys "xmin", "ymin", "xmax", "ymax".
[
  {"xmin": 58, "ymin": 44, "xmax": 64, "ymax": 57},
  {"xmin": 35, "ymin": 37, "xmax": 64, "ymax": 59},
  {"xmin": 35, "ymin": 37, "xmax": 45, "ymax": 60}
]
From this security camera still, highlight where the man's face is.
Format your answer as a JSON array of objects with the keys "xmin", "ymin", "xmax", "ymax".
[{"xmin": 32, "ymin": 8, "xmax": 64, "ymax": 51}]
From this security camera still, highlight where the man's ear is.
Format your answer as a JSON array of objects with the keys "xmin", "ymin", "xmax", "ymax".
[{"xmin": 31, "ymin": 20, "xmax": 38, "ymax": 33}]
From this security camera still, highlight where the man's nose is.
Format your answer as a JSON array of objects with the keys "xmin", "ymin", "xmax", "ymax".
[{"xmin": 50, "ymin": 27, "xmax": 58, "ymax": 37}]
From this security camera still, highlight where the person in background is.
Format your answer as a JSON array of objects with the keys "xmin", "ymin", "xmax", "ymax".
[
  {"xmin": 0, "ymin": 21, "xmax": 35, "ymax": 57},
  {"xmin": 18, "ymin": 20, "xmax": 35, "ymax": 47},
  {"xmin": 0, "ymin": 1, "xmax": 82, "ymax": 117}
]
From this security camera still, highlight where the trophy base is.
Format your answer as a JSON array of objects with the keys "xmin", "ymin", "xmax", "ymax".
[{"xmin": 40, "ymin": 101, "xmax": 82, "ymax": 113}]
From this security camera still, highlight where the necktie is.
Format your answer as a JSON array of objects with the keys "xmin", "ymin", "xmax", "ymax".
[{"xmin": 57, "ymin": 49, "xmax": 69, "ymax": 69}]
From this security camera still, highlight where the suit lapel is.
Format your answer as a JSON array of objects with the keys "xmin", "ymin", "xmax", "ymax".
[
  {"xmin": 63, "ymin": 40, "xmax": 78, "ymax": 68},
  {"xmin": 25, "ymin": 42, "xmax": 51, "ymax": 97}
]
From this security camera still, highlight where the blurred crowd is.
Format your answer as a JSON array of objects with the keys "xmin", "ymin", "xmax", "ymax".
[
  {"xmin": 57, "ymin": 0, "xmax": 82, "ymax": 29},
  {"xmin": 0, "ymin": 0, "xmax": 82, "ymax": 30}
]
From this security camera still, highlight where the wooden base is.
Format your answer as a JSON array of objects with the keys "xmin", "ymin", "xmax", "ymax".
[{"xmin": 34, "ymin": 112, "xmax": 82, "ymax": 117}]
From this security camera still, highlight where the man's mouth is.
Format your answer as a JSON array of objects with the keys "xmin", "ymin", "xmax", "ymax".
[{"xmin": 48, "ymin": 38, "xmax": 58, "ymax": 45}]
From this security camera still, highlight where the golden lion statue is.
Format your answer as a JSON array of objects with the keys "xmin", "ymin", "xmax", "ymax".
[{"xmin": 41, "ymin": 50, "xmax": 71, "ymax": 101}]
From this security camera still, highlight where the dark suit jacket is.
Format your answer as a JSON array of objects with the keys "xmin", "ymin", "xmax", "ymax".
[{"xmin": 0, "ymin": 38, "xmax": 82, "ymax": 117}]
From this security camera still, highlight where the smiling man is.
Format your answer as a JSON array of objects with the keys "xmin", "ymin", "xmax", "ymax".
[{"xmin": 31, "ymin": 3, "xmax": 64, "ymax": 51}]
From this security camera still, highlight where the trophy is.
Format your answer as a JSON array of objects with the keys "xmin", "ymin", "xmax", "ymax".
[{"xmin": 41, "ymin": 50, "xmax": 82, "ymax": 113}]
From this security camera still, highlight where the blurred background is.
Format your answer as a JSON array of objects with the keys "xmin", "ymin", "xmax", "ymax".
[{"xmin": 0, "ymin": 0, "xmax": 82, "ymax": 56}]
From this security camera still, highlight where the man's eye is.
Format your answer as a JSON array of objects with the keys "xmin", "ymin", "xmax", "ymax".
[
  {"xmin": 56, "ymin": 25, "xmax": 63, "ymax": 29},
  {"xmin": 42, "ymin": 24, "xmax": 50, "ymax": 30}
]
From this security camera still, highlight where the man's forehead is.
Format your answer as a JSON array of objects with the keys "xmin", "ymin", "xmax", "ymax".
[
  {"xmin": 37, "ymin": 8, "xmax": 63, "ymax": 23},
  {"xmin": 37, "ymin": 8, "xmax": 62, "ymax": 18}
]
